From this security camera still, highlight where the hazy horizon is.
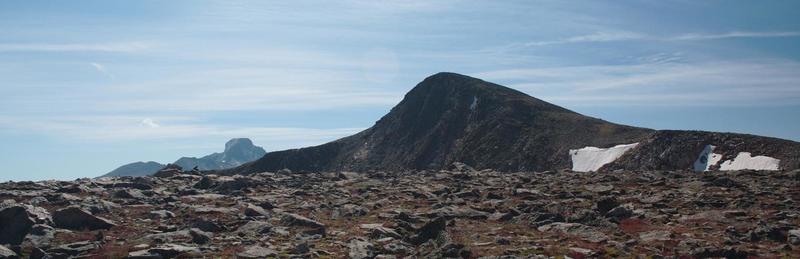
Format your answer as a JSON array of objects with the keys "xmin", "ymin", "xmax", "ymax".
[{"xmin": 2, "ymin": 1, "xmax": 800, "ymax": 181}]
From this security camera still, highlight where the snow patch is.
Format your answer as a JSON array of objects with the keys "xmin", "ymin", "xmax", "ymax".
[
  {"xmin": 719, "ymin": 152, "xmax": 780, "ymax": 171},
  {"xmin": 470, "ymin": 96, "xmax": 478, "ymax": 111},
  {"xmin": 693, "ymin": 145, "xmax": 723, "ymax": 172},
  {"xmin": 569, "ymin": 143, "xmax": 638, "ymax": 172}
]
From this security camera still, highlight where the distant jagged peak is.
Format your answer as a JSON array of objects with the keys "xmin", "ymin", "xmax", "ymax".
[
  {"xmin": 102, "ymin": 138, "xmax": 266, "ymax": 177},
  {"xmin": 224, "ymin": 138, "xmax": 257, "ymax": 153}
]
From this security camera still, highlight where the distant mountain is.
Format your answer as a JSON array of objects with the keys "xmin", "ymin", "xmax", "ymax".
[
  {"xmin": 174, "ymin": 138, "xmax": 266, "ymax": 170},
  {"xmin": 220, "ymin": 72, "xmax": 800, "ymax": 174},
  {"xmin": 101, "ymin": 138, "xmax": 266, "ymax": 177},
  {"xmin": 103, "ymin": 161, "xmax": 165, "ymax": 177}
]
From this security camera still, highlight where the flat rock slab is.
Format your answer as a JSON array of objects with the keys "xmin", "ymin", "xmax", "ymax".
[{"xmin": 53, "ymin": 207, "xmax": 116, "ymax": 230}]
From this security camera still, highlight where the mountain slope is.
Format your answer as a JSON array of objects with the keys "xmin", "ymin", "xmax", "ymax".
[
  {"xmin": 221, "ymin": 72, "xmax": 656, "ymax": 174},
  {"xmin": 602, "ymin": 130, "xmax": 800, "ymax": 171},
  {"xmin": 101, "ymin": 138, "xmax": 266, "ymax": 177},
  {"xmin": 222, "ymin": 72, "xmax": 800, "ymax": 174}
]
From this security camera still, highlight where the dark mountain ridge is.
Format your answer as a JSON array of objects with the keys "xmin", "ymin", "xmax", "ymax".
[{"xmin": 220, "ymin": 72, "xmax": 800, "ymax": 175}]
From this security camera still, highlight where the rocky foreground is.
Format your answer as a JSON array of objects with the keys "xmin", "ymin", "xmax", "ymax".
[{"xmin": 2, "ymin": 166, "xmax": 800, "ymax": 258}]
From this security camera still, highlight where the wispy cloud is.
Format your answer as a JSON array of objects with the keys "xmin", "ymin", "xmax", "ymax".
[
  {"xmin": 0, "ymin": 115, "xmax": 365, "ymax": 148},
  {"xmin": 90, "ymin": 62, "xmax": 115, "ymax": 79},
  {"xmin": 524, "ymin": 31, "xmax": 646, "ymax": 46},
  {"xmin": 475, "ymin": 59, "xmax": 800, "ymax": 106},
  {"xmin": 0, "ymin": 42, "xmax": 154, "ymax": 52},
  {"xmin": 521, "ymin": 30, "xmax": 800, "ymax": 47},
  {"xmin": 669, "ymin": 31, "xmax": 800, "ymax": 41},
  {"xmin": 139, "ymin": 118, "xmax": 160, "ymax": 128}
]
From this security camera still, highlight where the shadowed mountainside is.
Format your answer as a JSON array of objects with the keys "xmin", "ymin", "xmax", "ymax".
[{"xmin": 221, "ymin": 72, "xmax": 656, "ymax": 174}]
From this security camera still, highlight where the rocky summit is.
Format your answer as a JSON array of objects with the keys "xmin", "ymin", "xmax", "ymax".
[
  {"xmin": 222, "ymin": 72, "xmax": 800, "ymax": 175},
  {"xmin": 1, "ymin": 167, "xmax": 800, "ymax": 258}
]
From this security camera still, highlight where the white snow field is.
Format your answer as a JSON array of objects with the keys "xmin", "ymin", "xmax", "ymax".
[
  {"xmin": 570, "ymin": 143, "xmax": 639, "ymax": 172},
  {"xmin": 691, "ymin": 144, "xmax": 780, "ymax": 171},
  {"xmin": 719, "ymin": 152, "xmax": 780, "ymax": 171},
  {"xmin": 693, "ymin": 145, "xmax": 723, "ymax": 172}
]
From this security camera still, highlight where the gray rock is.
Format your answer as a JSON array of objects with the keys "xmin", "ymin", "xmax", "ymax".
[
  {"xmin": 707, "ymin": 177, "xmax": 739, "ymax": 188},
  {"xmin": 237, "ymin": 245, "xmax": 277, "ymax": 258},
  {"xmin": 383, "ymin": 241, "xmax": 410, "ymax": 255},
  {"xmin": 192, "ymin": 219, "xmax": 224, "ymax": 233},
  {"xmin": 23, "ymin": 224, "xmax": 55, "ymax": 247},
  {"xmin": 126, "ymin": 249, "xmax": 163, "ymax": 259},
  {"xmin": 337, "ymin": 204, "xmax": 369, "ymax": 218},
  {"xmin": 748, "ymin": 224, "xmax": 787, "ymax": 242},
  {"xmin": 537, "ymin": 222, "xmax": 608, "ymax": 243},
  {"xmin": 144, "ymin": 230, "xmax": 192, "ymax": 244},
  {"xmin": 147, "ymin": 244, "xmax": 200, "ymax": 258},
  {"xmin": 281, "ymin": 213, "xmax": 325, "ymax": 229},
  {"xmin": 639, "ymin": 230, "xmax": 673, "ymax": 242},
  {"xmin": 789, "ymin": 229, "xmax": 800, "ymax": 245},
  {"xmin": 291, "ymin": 242, "xmax": 310, "ymax": 254},
  {"xmin": 236, "ymin": 221, "xmax": 272, "ymax": 236},
  {"xmin": 53, "ymin": 207, "xmax": 116, "ymax": 230},
  {"xmin": 360, "ymin": 224, "xmax": 402, "ymax": 239},
  {"xmin": 585, "ymin": 184, "xmax": 613, "ymax": 193},
  {"xmin": 605, "ymin": 205, "xmax": 633, "ymax": 221},
  {"xmin": 192, "ymin": 175, "xmax": 215, "ymax": 189},
  {"xmin": 412, "ymin": 217, "xmax": 447, "ymax": 245},
  {"xmin": 112, "ymin": 189, "xmax": 146, "ymax": 199},
  {"xmin": 0, "ymin": 245, "xmax": 18, "ymax": 259},
  {"xmin": 49, "ymin": 241, "xmax": 100, "ymax": 256},
  {"xmin": 213, "ymin": 176, "xmax": 254, "ymax": 193},
  {"xmin": 189, "ymin": 228, "xmax": 212, "ymax": 244},
  {"xmin": 244, "ymin": 203, "xmax": 268, "ymax": 217},
  {"xmin": 29, "ymin": 247, "xmax": 48, "ymax": 259},
  {"xmin": 426, "ymin": 206, "xmax": 489, "ymax": 220},
  {"xmin": 0, "ymin": 206, "xmax": 34, "ymax": 245},
  {"xmin": 595, "ymin": 196, "xmax": 619, "ymax": 215},
  {"xmin": 348, "ymin": 238, "xmax": 375, "ymax": 259},
  {"xmin": 148, "ymin": 210, "xmax": 175, "ymax": 219}
]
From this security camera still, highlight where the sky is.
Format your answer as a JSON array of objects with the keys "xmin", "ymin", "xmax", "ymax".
[{"xmin": 1, "ymin": 1, "xmax": 799, "ymax": 181}]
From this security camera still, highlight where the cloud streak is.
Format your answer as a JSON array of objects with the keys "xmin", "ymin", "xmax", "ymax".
[
  {"xmin": 522, "ymin": 30, "xmax": 800, "ymax": 46},
  {"xmin": 0, "ymin": 42, "xmax": 154, "ymax": 52},
  {"xmin": 139, "ymin": 118, "xmax": 160, "ymax": 128},
  {"xmin": 0, "ymin": 115, "xmax": 365, "ymax": 149},
  {"xmin": 475, "ymin": 59, "xmax": 800, "ymax": 106},
  {"xmin": 524, "ymin": 31, "xmax": 646, "ymax": 46},
  {"xmin": 90, "ymin": 62, "xmax": 115, "ymax": 79},
  {"xmin": 670, "ymin": 31, "xmax": 800, "ymax": 41}
]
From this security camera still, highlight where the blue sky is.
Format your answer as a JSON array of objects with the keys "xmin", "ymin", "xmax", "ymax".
[{"xmin": 1, "ymin": 1, "xmax": 799, "ymax": 181}]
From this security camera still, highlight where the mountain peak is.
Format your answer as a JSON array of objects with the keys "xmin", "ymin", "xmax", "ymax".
[
  {"xmin": 220, "ymin": 73, "xmax": 800, "ymax": 174},
  {"xmin": 222, "ymin": 72, "xmax": 655, "ymax": 174},
  {"xmin": 394, "ymin": 72, "xmax": 573, "ymax": 123},
  {"xmin": 225, "ymin": 138, "xmax": 256, "ymax": 153},
  {"xmin": 413, "ymin": 72, "xmax": 501, "ymax": 96}
]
